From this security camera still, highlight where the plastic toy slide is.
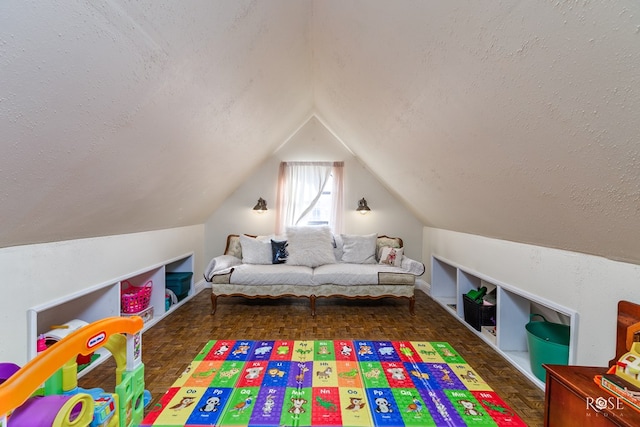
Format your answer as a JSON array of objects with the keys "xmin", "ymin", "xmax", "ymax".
[
  {"xmin": 0, "ymin": 316, "xmax": 143, "ymax": 424},
  {"xmin": 8, "ymin": 394, "xmax": 94, "ymax": 427}
]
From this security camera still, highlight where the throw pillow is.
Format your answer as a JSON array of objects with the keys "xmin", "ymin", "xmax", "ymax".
[
  {"xmin": 375, "ymin": 236, "xmax": 402, "ymax": 261},
  {"xmin": 378, "ymin": 246, "xmax": 404, "ymax": 267},
  {"xmin": 271, "ymin": 239, "xmax": 288, "ymax": 264},
  {"xmin": 332, "ymin": 234, "xmax": 344, "ymax": 261},
  {"xmin": 239, "ymin": 234, "xmax": 272, "ymax": 265},
  {"xmin": 285, "ymin": 226, "xmax": 336, "ymax": 267},
  {"xmin": 341, "ymin": 233, "xmax": 378, "ymax": 264}
]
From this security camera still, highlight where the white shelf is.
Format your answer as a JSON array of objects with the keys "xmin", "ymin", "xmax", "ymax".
[
  {"xmin": 502, "ymin": 350, "xmax": 544, "ymax": 389},
  {"xmin": 434, "ymin": 296, "xmax": 457, "ymax": 308},
  {"xmin": 480, "ymin": 326, "xmax": 497, "ymax": 346},
  {"xmin": 431, "ymin": 255, "xmax": 577, "ymax": 390},
  {"xmin": 27, "ymin": 252, "xmax": 196, "ymax": 377}
]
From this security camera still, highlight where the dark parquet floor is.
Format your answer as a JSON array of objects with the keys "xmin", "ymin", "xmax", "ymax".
[{"xmin": 79, "ymin": 289, "xmax": 545, "ymax": 426}]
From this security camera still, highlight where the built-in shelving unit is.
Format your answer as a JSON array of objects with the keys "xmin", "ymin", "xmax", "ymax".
[
  {"xmin": 431, "ymin": 255, "xmax": 578, "ymax": 389},
  {"xmin": 26, "ymin": 253, "xmax": 195, "ymax": 376}
]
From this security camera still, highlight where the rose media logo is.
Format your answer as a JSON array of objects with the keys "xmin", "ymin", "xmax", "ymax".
[{"xmin": 585, "ymin": 395, "xmax": 625, "ymax": 418}]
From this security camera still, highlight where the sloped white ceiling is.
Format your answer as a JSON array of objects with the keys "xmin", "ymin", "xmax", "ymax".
[
  {"xmin": 313, "ymin": 0, "xmax": 640, "ymax": 264},
  {"xmin": 2, "ymin": 1, "xmax": 640, "ymax": 264},
  {"xmin": 0, "ymin": 0, "xmax": 313, "ymax": 246}
]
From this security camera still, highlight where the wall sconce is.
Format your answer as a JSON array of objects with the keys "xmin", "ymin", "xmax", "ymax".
[
  {"xmin": 356, "ymin": 198, "xmax": 371, "ymax": 214},
  {"xmin": 252, "ymin": 197, "xmax": 268, "ymax": 214}
]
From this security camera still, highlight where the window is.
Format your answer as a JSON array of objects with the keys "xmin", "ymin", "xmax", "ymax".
[
  {"xmin": 300, "ymin": 174, "xmax": 333, "ymax": 226},
  {"xmin": 275, "ymin": 161, "xmax": 344, "ymax": 234}
]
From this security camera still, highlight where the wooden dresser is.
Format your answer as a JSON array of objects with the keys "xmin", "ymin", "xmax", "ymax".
[
  {"xmin": 544, "ymin": 301, "xmax": 640, "ymax": 426},
  {"xmin": 544, "ymin": 364, "xmax": 640, "ymax": 426}
]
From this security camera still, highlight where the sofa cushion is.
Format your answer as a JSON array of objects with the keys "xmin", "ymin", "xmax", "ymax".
[
  {"xmin": 340, "ymin": 233, "xmax": 377, "ymax": 264},
  {"xmin": 228, "ymin": 264, "xmax": 314, "ymax": 285},
  {"xmin": 240, "ymin": 234, "xmax": 272, "ymax": 264},
  {"xmin": 286, "ymin": 226, "xmax": 336, "ymax": 267},
  {"xmin": 312, "ymin": 263, "xmax": 415, "ymax": 286},
  {"xmin": 332, "ymin": 234, "xmax": 344, "ymax": 260}
]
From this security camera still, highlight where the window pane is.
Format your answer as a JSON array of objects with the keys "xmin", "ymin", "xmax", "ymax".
[{"xmin": 300, "ymin": 174, "xmax": 333, "ymax": 226}]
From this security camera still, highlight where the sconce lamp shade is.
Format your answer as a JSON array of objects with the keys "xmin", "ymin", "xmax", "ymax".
[
  {"xmin": 357, "ymin": 198, "xmax": 371, "ymax": 214},
  {"xmin": 253, "ymin": 197, "xmax": 268, "ymax": 213}
]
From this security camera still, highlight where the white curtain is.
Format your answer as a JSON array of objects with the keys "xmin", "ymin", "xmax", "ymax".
[
  {"xmin": 275, "ymin": 161, "xmax": 344, "ymax": 235},
  {"xmin": 331, "ymin": 163, "xmax": 344, "ymax": 233}
]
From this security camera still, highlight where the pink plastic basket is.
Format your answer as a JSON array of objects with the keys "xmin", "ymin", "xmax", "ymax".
[{"xmin": 121, "ymin": 280, "xmax": 153, "ymax": 313}]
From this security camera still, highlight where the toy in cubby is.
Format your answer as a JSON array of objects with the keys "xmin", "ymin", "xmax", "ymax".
[{"xmin": 0, "ymin": 316, "xmax": 150, "ymax": 427}]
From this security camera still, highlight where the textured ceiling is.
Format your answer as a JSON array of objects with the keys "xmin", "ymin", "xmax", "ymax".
[
  {"xmin": 1, "ymin": 1, "xmax": 639, "ymax": 264},
  {"xmin": 0, "ymin": 0, "xmax": 314, "ymax": 246},
  {"xmin": 312, "ymin": 0, "xmax": 640, "ymax": 264}
]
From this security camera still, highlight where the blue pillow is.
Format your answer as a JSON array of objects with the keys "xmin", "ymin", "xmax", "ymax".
[{"xmin": 271, "ymin": 240, "xmax": 288, "ymax": 264}]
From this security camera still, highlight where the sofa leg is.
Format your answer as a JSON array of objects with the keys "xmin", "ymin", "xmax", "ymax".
[
  {"xmin": 409, "ymin": 296, "xmax": 416, "ymax": 316},
  {"xmin": 211, "ymin": 293, "xmax": 218, "ymax": 315},
  {"xmin": 310, "ymin": 295, "xmax": 316, "ymax": 317}
]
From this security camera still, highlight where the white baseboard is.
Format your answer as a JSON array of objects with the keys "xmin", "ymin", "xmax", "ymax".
[
  {"xmin": 416, "ymin": 279, "xmax": 430, "ymax": 295},
  {"xmin": 195, "ymin": 278, "xmax": 210, "ymax": 294}
]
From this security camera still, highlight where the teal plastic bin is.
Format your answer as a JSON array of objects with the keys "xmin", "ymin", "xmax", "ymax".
[
  {"xmin": 165, "ymin": 272, "xmax": 193, "ymax": 302},
  {"xmin": 526, "ymin": 314, "xmax": 570, "ymax": 382}
]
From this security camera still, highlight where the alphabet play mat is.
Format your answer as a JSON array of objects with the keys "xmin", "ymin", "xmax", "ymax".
[{"xmin": 141, "ymin": 340, "xmax": 525, "ymax": 426}]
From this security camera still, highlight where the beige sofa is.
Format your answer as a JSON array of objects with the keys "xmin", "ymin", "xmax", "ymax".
[{"xmin": 204, "ymin": 228, "xmax": 425, "ymax": 316}]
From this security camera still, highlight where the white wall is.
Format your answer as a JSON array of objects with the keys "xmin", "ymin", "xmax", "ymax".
[
  {"xmin": 203, "ymin": 115, "xmax": 424, "ymax": 262},
  {"xmin": 424, "ymin": 227, "xmax": 640, "ymax": 367},
  {"xmin": 0, "ymin": 225, "xmax": 204, "ymax": 365}
]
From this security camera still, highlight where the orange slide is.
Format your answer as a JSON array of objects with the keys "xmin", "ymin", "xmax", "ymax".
[{"xmin": 0, "ymin": 316, "xmax": 143, "ymax": 418}]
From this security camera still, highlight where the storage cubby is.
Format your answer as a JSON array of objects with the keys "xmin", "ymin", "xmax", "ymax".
[
  {"xmin": 27, "ymin": 253, "xmax": 195, "ymax": 376},
  {"xmin": 430, "ymin": 257, "xmax": 457, "ymax": 312},
  {"xmin": 120, "ymin": 267, "xmax": 162, "ymax": 320},
  {"xmin": 430, "ymin": 255, "xmax": 577, "ymax": 389}
]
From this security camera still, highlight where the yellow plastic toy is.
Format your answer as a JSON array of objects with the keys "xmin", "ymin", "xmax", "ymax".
[{"xmin": 615, "ymin": 342, "xmax": 640, "ymax": 388}]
